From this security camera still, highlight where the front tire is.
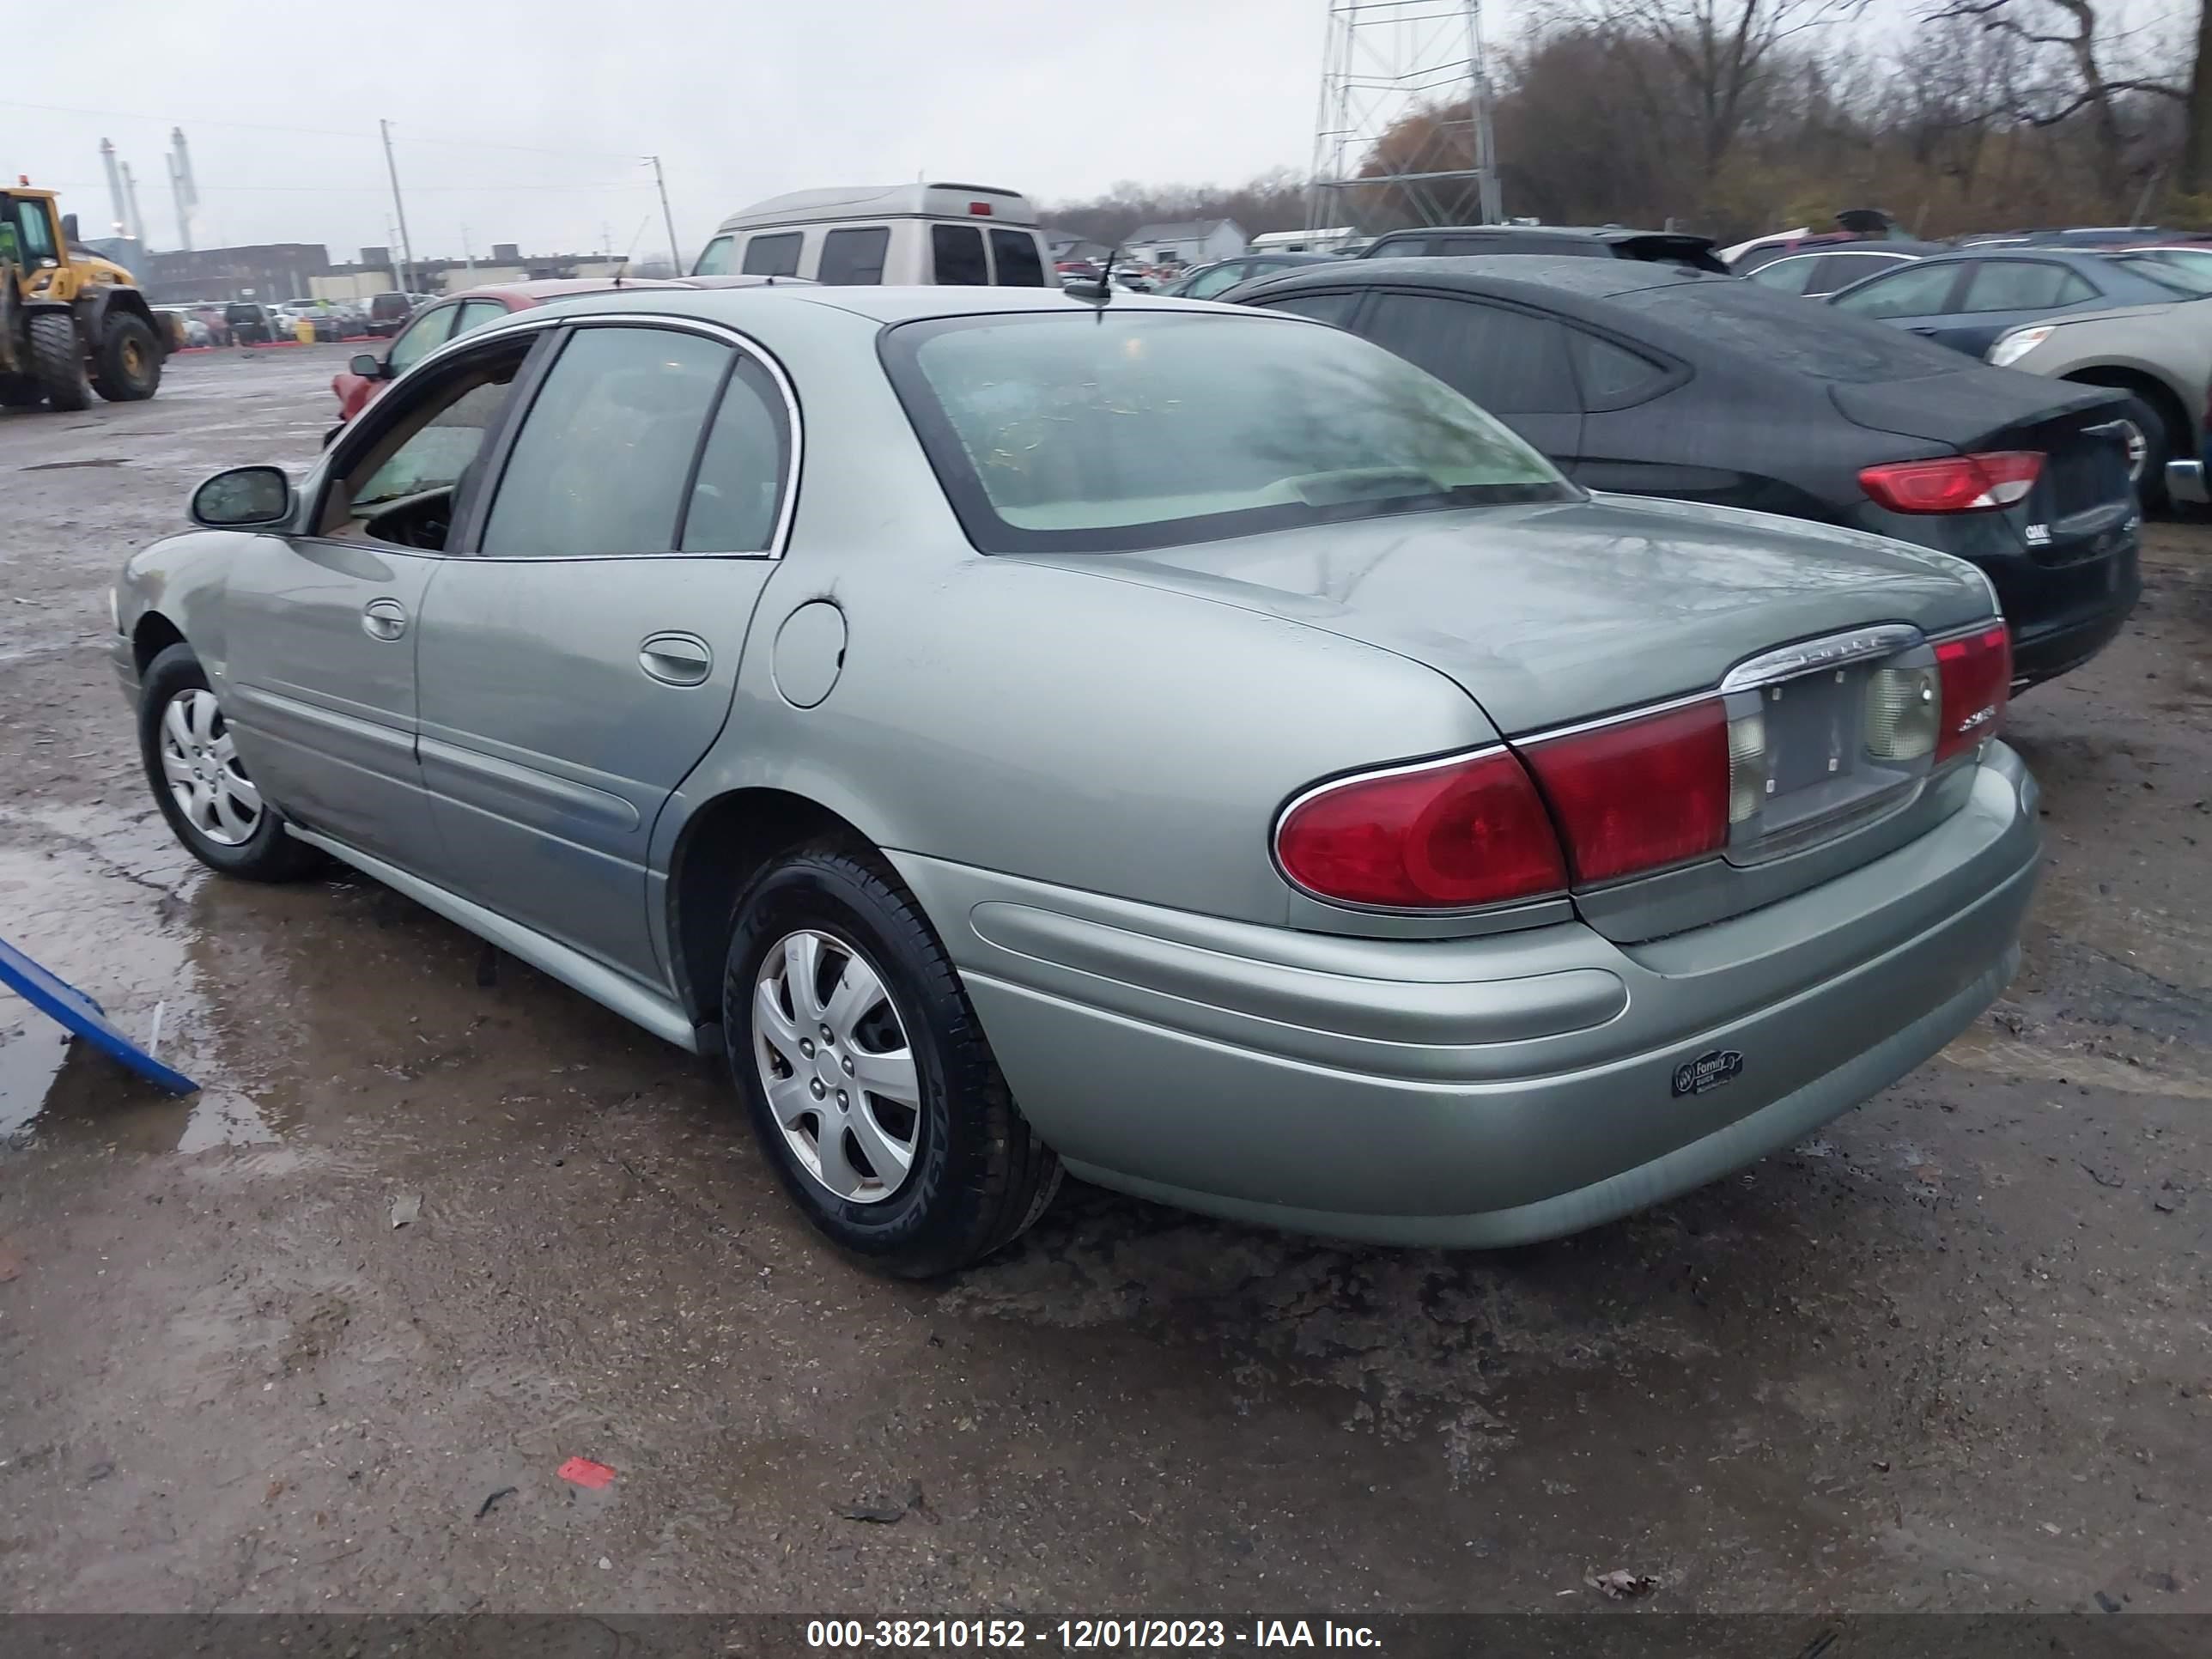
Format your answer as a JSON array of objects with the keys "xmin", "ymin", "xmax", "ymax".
[
  {"xmin": 27, "ymin": 313, "xmax": 92, "ymax": 411},
  {"xmin": 137, "ymin": 644, "xmax": 322, "ymax": 881},
  {"xmin": 93, "ymin": 315, "xmax": 162, "ymax": 402},
  {"xmin": 722, "ymin": 842, "xmax": 1060, "ymax": 1277}
]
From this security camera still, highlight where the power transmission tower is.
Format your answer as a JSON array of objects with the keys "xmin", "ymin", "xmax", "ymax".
[{"xmin": 1307, "ymin": 0, "xmax": 1501, "ymax": 236}]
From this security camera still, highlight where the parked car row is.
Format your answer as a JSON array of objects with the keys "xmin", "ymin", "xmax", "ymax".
[{"xmin": 119, "ymin": 279, "xmax": 2039, "ymax": 1276}]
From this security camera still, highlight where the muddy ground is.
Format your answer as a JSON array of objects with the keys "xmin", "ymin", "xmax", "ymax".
[{"xmin": 0, "ymin": 345, "xmax": 2206, "ymax": 1617}]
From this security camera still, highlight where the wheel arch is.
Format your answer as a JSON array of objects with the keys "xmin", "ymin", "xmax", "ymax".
[
  {"xmin": 663, "ymin": 787, "xmax": 884, "ymax": 1033},
  {"xmin": 2060, "ymin": 365, "xmax": 2191, "ymax": 452},
  {"xmin": 132, "ymin": 611, "xmax": 186, "ymax": 673}
]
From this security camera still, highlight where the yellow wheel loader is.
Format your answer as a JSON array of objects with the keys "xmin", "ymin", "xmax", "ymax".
[{"xmin": 1, "ymin": 179, "xmax": 167, "ymax": 411}]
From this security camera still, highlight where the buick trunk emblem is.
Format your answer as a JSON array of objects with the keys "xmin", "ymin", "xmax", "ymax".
[{"xmin": 1673, "ymin": 1049, "xmax": 1745, "ymax": 1097}]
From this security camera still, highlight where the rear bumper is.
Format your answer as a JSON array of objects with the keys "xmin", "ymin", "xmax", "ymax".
[
  {"xmin": 896, "ymin": 745, "xmax": 2039, "ymax": 1247},
  {"xmin": 2169, "ymin": 459, "xmax": 2209, "ymax": 507}
]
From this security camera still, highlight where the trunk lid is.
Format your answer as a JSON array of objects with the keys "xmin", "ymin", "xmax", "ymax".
[
  {"xmin": 1828, "ymin": 368, "xmax": 2118, "ymax": 450},
  {"xmin": 1031, "ymin": 494, "xmax": 1993, "ymax": 735},
  {"xmin": 1026, "ymin": 495, "xmax": 1999, "ymax": 941}
]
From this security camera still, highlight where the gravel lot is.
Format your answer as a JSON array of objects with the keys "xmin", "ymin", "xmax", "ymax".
[{"xmin": 0, "ymin": 345, "xmax": 2207, "ymax": 1616}]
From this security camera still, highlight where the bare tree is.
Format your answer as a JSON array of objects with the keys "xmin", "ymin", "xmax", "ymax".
[
  {"xmin": 1582, "ymin": 0, "xmax": 1864, "ymax": 191},
  {"xmin": 1927, "ymin": 0, "xmax": 2185, "ymax": 192}
]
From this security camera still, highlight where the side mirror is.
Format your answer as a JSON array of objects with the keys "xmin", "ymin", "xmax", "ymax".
[
  {"xmin": 62, "ymin": 213, "xmax": 81, "ymax": 245},
  {"xmin": 349, "ymin": 352, "xmax": 384, "ymax": 378},
  {"xmin": 190, "ymin": 466, "xmax": 293, "ymax": 530}
]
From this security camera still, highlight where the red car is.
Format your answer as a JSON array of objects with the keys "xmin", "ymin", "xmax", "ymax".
[{"xmin": 329, "ymin": 278, "xmax": 690, "ymax": 422}]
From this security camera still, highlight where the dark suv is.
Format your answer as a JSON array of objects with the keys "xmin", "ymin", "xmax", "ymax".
[
  {"xmin": 1358, "ymin": 225, "xmax": 1729, "ymax": 274},
  {"xmin": 366, "ymin": 292, "xmax": 422, "ymax": 337}
]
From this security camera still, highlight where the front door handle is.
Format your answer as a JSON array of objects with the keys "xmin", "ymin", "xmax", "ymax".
[
  {"xmin": 639, "ymin": 631, "xmax": 712, "ymax": 686},
  {"xmin": 362, "ymin": 598, "xmax": 409, "ymax": 641}
]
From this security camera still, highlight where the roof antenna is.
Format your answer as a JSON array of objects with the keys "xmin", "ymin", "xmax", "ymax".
[{"xmin": 1067, "ymin": 242, "xmax": 1118, "ymax": 307}]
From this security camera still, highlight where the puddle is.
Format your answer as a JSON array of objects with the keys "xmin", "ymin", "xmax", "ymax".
[{"xmin": 0, "ymin": 1014, "xmax": 69, "ymax": 1139}]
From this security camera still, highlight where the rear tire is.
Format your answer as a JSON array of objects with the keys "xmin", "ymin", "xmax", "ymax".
[
  {"xmin": 92, "ymin": 314, "xmax": 162, "ymax": 403},
  {"xmin": 137, "ymin": 644, "xmax": 323, "ymax": 882},
  {"xmin": 27, "ymin": 313, "xmax": 92, "ymax": 411},
  {"xmin": 721, "ymin": 842, "xmax": 1061, "ymax": 1277}
]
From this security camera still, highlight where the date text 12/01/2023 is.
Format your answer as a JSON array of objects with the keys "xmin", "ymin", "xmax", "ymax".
[{"xmin": 805, "ymin": 1620, "xmax": 1384, "ymax": 1649}]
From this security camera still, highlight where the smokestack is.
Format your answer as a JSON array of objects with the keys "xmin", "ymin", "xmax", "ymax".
[
  {"xmin": 167, "ymin": 126, "xmax": 198, "ymax": 252},
  {"xmin": 100, "ymin": 138, "xmax": 128, "ymax": 238},
  {"xmin": 121, "ymin": 161, "xmax": 147, "ymax": 246}
]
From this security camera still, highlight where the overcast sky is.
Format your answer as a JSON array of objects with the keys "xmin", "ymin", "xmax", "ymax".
[{"xmin": 16, "ymin": 1, "xmax": 1334, "ymax": 265}]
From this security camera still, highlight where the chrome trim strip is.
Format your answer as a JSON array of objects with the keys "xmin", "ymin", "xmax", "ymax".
[
  {"xmin": 1719, "ymin": 624, "xmax": 1923, "ymax": 691},
  {"xmin": 1516, "ymin": 687, "xmax": 1719, "ymax": 748}
]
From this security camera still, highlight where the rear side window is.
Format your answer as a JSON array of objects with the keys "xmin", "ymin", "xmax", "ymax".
[
  {"xmin": 1568, "ymin": 331, "xmax": 1670, "ymax": 407},
  {"xmin": 1959, "ymin": 260, "xmax": 2097, "ymax": 313},
  {"xmin": 680, "ymin": 357, "xmax": 792, "ymax": 552},
  {"xmin": 741, "ymin": 233, "xmax": 803, "ymax": 277},
  {"xmin": 387, "ymin": 303, "xmax": 459, "ymax": 373},
  {"xmin": 817, "ymin": 227, "xmax": 890, "ymax": 286},
  {"xmin": 450, "ymin": 299, "xmax": 505, "ymax": 338},
  {"xmin": 1831, "ymin": 261, "xmax": 1963, "ymax": 318},
  {"xmin": 1371, "ymin": 235, "xmax": 1432, "ymax": 258},
  {"xmin": 1808, "ymin": 252, "xmax": 1906, "ymax": 293},
  {"xmin": 1255, "ymin": 291, "xmax": 1361, "ymax": 325},
  {"xmin": 931, "ymin": 224, "xmax": 989, "ymax": 285},
  {"xmin": 989, "ymin": 228, "xmax": 1046, "ymax": 286},
  {"xmin": 691, "ymin": 235, "xmax": 737, "ymax": 276},
  {"xmin": 480, "ymin": 326, "xmax": 731, "ymax": 558},
  {"xmin": 1358, "ymin": 292, "xmax": 1578, "ymax": 414}
]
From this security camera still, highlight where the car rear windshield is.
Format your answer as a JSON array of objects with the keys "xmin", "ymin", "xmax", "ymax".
[
  {"xmin": 1611, "ymin": 281, "xmax": 1960, "ymax": 382},
  {"xmin": 883, "ymin": 310, "xmax": 1575, "ymax": 555}
]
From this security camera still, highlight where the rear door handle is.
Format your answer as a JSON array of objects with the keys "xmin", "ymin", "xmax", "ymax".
[
  {"xmin": 362, "ymin": 598, "xmax": 409, "ymax": 641},
  {"xmin": 639, "ymin": 631, "xmax": 713, "ymax": 686}
]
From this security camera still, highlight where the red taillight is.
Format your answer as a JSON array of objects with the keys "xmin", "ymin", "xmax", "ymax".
[
  {"xmin": 1933, "ymin": 623, "xmax": 2010, "ymax": 764},
  {"xmin": 1521, "ymin": 701, "xmax": 1732, "ymax": 884},
  {"xmin": 968, "ymin": 200, "xmax": 994, "ymax": 216},
  {"xmin": 1275, "ymin": 749, "xmax": 1566, "ymax": 909},
  {"xmin": 1859, "ymin": 450, "xmax": 2043, "ymax": 514}
]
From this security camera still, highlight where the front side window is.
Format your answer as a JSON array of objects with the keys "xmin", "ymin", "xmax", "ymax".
[
  {"xmin": 817, "ymin": 227, "xmax": 890, "ymax": 286},
  {"xmin": 691, "ymin": 234, "xmax": 736, "ymax": 276},
  {"xmin": 1830, "ymin": 260, "xmax": 1965, "ymax": 318},
  {"xmin": 11, "ymin": 199, "xmax": 57, "ymax": 262},
  {"xmin": 988, "ymin": 228, "xmax": 1047, "ymax": 286},
  {"xmin": 1960, "ymin": 260, "xmax": 2097, "ymax": 313},
  {"xmin": 1358, "ymin": 293, "xmax": 1578, "ymax": 415},
  {"xmin": 479, "ymin": 326, "xmax": 731, "ymax": 559},
  {"xmin": 884, "ymin": 311, "xmax": 1572, "ymax": 556},
  {"xmin": 388, "ymin": 303, "xmax": 459, "ymax": 373},
  {"xmin": 930, "ymin": 223, "xmax": 989, "ymax": 285},
  {"xmin": 741, "ymin": 233, "xmax": 803, "ymax": 277}
]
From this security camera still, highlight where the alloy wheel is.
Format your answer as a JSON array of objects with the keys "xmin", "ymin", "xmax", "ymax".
[
  {"xmin": 159, "ymin": 687, "xmax": 263, "ymax": 847},
  {"xmin": 753, "ymin": 929, "xmax": 921, "ymax": 1205}
]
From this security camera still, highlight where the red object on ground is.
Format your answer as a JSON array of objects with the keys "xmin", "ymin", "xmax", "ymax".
[{"xmin": 557, "ymin": 1456, "xmax": 617, "ymax": 1489}]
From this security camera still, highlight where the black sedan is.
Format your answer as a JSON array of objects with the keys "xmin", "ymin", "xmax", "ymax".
[{"xmin": 1228, "ymin": 256, "xmax": 2141, "ymax": 689}]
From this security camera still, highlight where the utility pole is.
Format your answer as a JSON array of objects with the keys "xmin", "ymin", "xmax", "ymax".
[
  {"xmin": 380, "ymin": 119, "xmax": 416, "ymax": 295},
  {"xmin": 648, "ymin": 155, "xmax": 681, "ymax": 272}
]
